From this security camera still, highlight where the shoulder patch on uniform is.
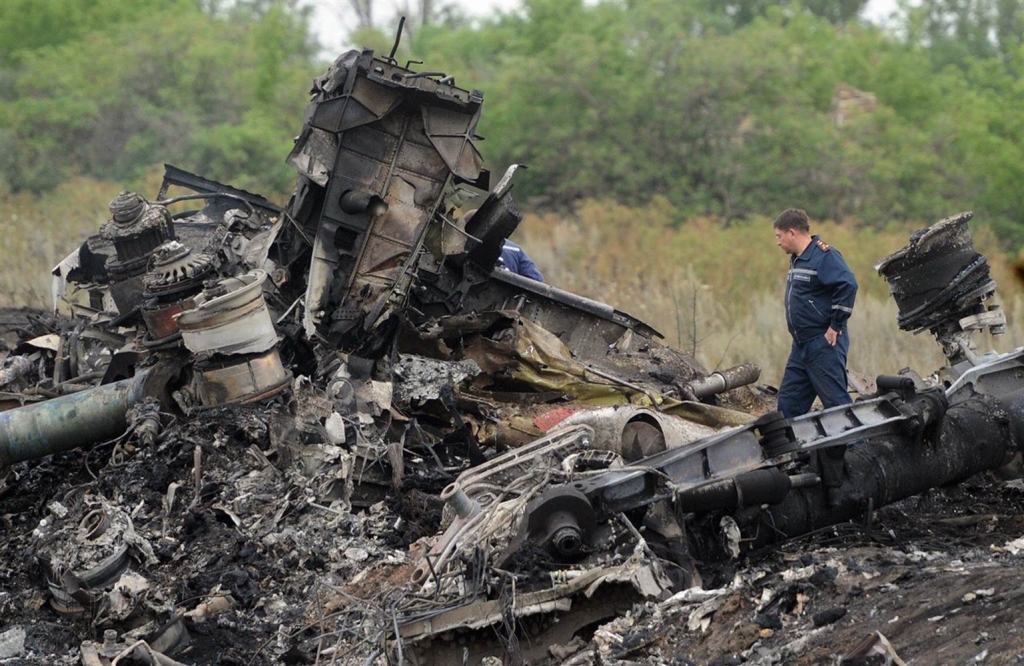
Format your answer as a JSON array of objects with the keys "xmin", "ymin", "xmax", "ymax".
[{"xmin": 815, "ymin": 239, "xmax": 831, "ymax": 252}]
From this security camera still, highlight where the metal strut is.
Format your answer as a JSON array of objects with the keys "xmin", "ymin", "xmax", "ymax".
[{"xmin": 568, "ymin": 389, "xmax": 933, "ymax": 516}]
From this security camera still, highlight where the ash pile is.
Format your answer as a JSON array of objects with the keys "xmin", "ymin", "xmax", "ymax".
[{"xmin": 4, "ymin": 47, "xmax": 1024, "ymax": 666}]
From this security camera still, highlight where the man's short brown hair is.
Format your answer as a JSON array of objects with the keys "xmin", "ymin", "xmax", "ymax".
[{"xmin": 773, "ymin": 208, "xmax": 810, "ymax": 233}]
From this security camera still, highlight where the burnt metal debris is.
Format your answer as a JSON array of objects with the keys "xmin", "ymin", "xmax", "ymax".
[
  {"xmin": 876, "ymin": 211, "xmax": 1006, "ymax": 364},
  {"xmin": 2, "ymin": 39, "xmax": 1023, "ymax": 666}
]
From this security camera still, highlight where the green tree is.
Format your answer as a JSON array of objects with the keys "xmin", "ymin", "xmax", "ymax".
[
  {"xmin": 0, "ymin": 0, "xmax": 167, "ymax": 64},
  {"xmin": 721, "ymin": 0, "xmax": 870, "ymax": 27},
  {"xmin": 1, "ymin": 0, "xmax": 319, "ymax": 196},
  {"xmin": 410, "ymin": 0, "xmax": 1022, "ymax": 248},
  {"xmin": 898, "ymin": 0, "xmax": 1024, "ymax": 66}
]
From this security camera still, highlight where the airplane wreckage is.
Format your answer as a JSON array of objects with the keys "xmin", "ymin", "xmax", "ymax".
[{"xmin": 2, "ymin": 44, "xmax": 1024, "ymax": 666}]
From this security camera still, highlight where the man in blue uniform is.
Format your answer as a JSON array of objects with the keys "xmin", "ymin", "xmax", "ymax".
[
  {"xmin": 774, "ymin": 209, "xmax": 858, "ymax": 506},
  {"xmin": 774, "ymin": 208, "xmax": 858, "ymax": 419},
  {"xmin": 498, "ymin": 239, "xmax": 544, "ymax": 282}
]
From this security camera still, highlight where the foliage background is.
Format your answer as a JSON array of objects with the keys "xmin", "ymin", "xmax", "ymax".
[{"xmin": 1, "ymin": 0, "xmax": 1022, "ymax": 384}]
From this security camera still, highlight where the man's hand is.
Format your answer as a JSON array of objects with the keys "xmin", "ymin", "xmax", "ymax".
[{"xmin": 824, "ymin": 327, "xmax": 841, "ymax": 346}]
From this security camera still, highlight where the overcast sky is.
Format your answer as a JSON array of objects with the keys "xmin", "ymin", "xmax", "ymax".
[
  {"xmin": 306, "ymin": 0, "xmax": 900, "ymax": 58},
  {"xmin": 306, "ymin": 0, "xmax": 513, "ymax": 56}
]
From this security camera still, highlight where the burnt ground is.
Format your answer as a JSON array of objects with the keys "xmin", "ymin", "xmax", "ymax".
[
  {"xmin": 6, "ymin": 426, "xmax": 1024, "ymax": 666},
  {"xmin": 3, "ymin": 305, "xmax": 1024, "ymax": 665},
  {"xmin": 601, "ymin": 482, "xmax": 1024, "ymax": 665}
]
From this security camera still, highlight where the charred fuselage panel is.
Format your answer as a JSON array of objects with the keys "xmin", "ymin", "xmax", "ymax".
[{"xmin": 288, "ymin": 49, "xmax": 485, "ymax": 345}]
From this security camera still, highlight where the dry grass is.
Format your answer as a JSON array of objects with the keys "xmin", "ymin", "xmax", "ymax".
[
  {"xmin": 518, "ymin": 199, "xmax": 1024, "ymax": 385},
  {"xmin": 1, "ymin": 176, "xmax": 117, "ymax": 308},
  {"xmin": 3, "ymin": 183, "xmax": 1020, "ymax": 386},
  {"xmin": 1, "ymin": 167, "xmax": 210, "ymax": 310}
]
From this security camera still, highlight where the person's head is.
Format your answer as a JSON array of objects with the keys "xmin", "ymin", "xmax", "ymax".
[{"xmin": 773, "ymin": 208, "xmax": 811, "ymax": 255}]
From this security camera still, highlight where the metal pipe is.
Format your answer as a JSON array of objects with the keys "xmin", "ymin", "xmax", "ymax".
[
  {"xmin": 732, "ymin": 393, "xmax": 1020, "ymax": 554},
  {"xmin": 688, "ymin": 363, "xmax": 761, "ymax": 399},
  {"xmin": 440, "ymin": 482, "xmax": 480, "ymax": 520},
  {"xmin": 0, "ymin": 369, "xmax": 152, "ymax": 466},
  {"xmin": 676, "ymin": 467, "xmax": 792, "ymax": 513}
]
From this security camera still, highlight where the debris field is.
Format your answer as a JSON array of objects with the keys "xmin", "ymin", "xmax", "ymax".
[{"xmin": 2, "ymin": 43, "xmax": 1024, "ymax": 666}]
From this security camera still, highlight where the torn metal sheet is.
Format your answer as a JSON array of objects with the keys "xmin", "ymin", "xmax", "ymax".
[
  {"xmin": 461, "ymin": 312, "xmax": 655, "ymax": 403},
  {"xmin": 26, "ymin": 334, "xmax": 61, "ymax": 352},
  {"xmin": 400, "ymin": 549, "xmax": 672, "ymax": 666},
  {"xmin": 458, "ymin": 312, "xmax": 756, "ymax": 427},
  {"xmin": 51, "ymin": 243, "xmax": 119, "ymax": 317},
  {"xmin": 408, "ymin": 264, "xmax": 663, "ymax": 363}
]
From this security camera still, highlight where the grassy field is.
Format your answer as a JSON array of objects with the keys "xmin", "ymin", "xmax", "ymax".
[
  {"xmin": 3, "ymin": 180, "xmax": 1020, "ymax": 387},
  {"xmin": 518, "ymin": 198, "xmax": 1024, "ymax": 386}
]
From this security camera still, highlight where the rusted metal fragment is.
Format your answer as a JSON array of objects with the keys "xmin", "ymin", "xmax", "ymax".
[
  {"xmin": 140, "ymin": 241, "xmax": 215, "ymax": 347},
  {"xmin": 192, "ymin": 349, "xmax": 291, "ymax": 408}
]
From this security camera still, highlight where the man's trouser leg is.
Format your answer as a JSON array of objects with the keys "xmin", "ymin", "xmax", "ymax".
[
  {"xmin": 777, "ymin": 340, "xmax": 817, "ymax": 420},
  {"xmin": 780, "ymin": 334, "xmax": 852, "ymax": 505},
  {"xmin": 805, "ymin": 333, "xmax": 851, "ymax": 410}
]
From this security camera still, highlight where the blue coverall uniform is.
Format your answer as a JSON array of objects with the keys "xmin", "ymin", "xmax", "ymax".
[
  {"xmin": 498, "ymin": 240, "xmax": 544, "ymax": 282},
  {"xmin": 778, "ymin": 236, "xmax": 858, "ymax": 419}
]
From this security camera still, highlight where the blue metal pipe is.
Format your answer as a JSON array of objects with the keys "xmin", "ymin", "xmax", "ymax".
[{"xmin": 0, "ymin": 370, "xmax": 151, "ymax": 466}]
